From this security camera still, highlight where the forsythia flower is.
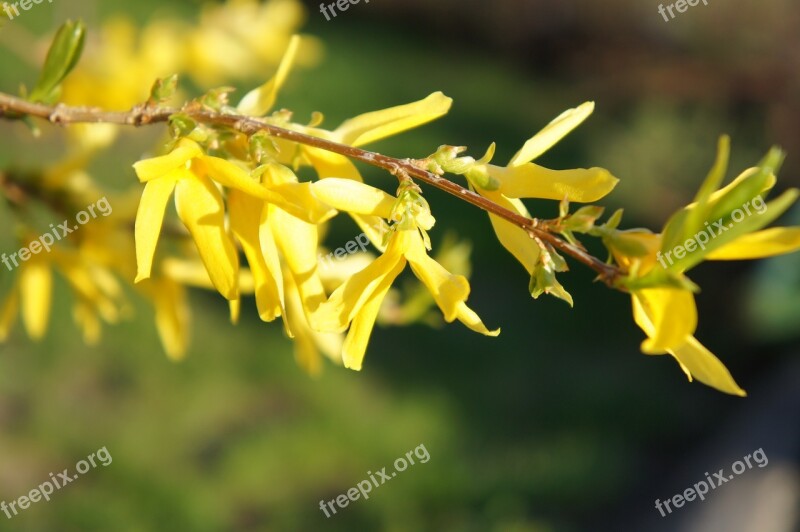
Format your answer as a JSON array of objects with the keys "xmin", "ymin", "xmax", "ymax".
[
  {"xmin": 608, "ymin": 140, "xmax": 800, "ymax": 395},
  {"xmin": 441, "ymin": 102, "xmax": 618, "ymax": 276},
  {"xmin": 234, "ymin": 37, "xmax": 452, "ymax": 250},
  {"xmin": 0, "ymin": 243, "xmax": 125, "ymax": 345},
  {"xmin": 132, "ymin": 138, "xmax": 334, "ymax": 302},
  {"xmin": 60, "ymin": 0, "xmax": 317, "ymax": 110},
  {"xmin": 311, "ymin": 179, "xmax": 499, "ymax": 370}
]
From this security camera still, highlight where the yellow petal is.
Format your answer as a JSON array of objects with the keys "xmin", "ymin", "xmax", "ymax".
[
  {"xmin": 229, "ymin": 298, "xmax": 241, "ymax": 325},
  {"xmin": 334, "ymin": 92, "xmax": 453, "ymax": 147},
  {"xmin": 19, "ymin": 259, "xmax": 52, "ymax": 341},
  {"xmin": 404, "ymin": 232, "xmax": 470, "ymax": 322},
  {"xmin": 480, "ymin": 189, "xmax": 540, "ymax": 274},
  {"xmin": 706, "ymin": 227, "xmax": 800, "ymax": 260},
  {"xmin": 259, "ymin": 207, "xmax": 289, "ymax": 335},
  {"xmin": 229, "ymin": 190, "xmax": 283, "ymax": 321},
  {"xmin": 269, "ymin": 205, "xmax": 327, "ymax": 325},
  {"xmin": 51, "ymin": 252, "xmax": 120, "ymax": 324},
  {"xmin": 148, "ymin": 277, "xmax": 190, "ymax": 361},
  {"xmin": 311, "ymin": 178, "xmax": 396, "ymax": 218},
  {"xmin": 135, "ymin": 175, "xmax": 178, "ymax": 283},
  {"xmin": 342, "ymin": 273, "xmax": 396, "ymax": 371},
  {"xmin": 316, "ymin": 232, "xmax": 408, "ymax": 333},
  {"xmin": 492, "ymin": 163, "xmax": 618, "ymax": 202},
  {"xmin": 455, "ymin": 301, "xmax": 500, "ymax": 337},
  {"xmin": 509, "ymin": 102, "xmax": 595, "ymax": 166},
  {"xmin": 270, "ymin": 182, "xmax": 337, "ymax": 224},
  {"xmin": 132, "ymin": 139, "xmax": 202, "ymax": 182},
  {"xmin": 669, "ymin": 336, "xmax": 746, "ymax": 397},
  {"xmin": 199, "ymin": 156, "xmax": 272, "ymax": 200},
  {"xmin": 303, "ymin": 146, "xmax": 363, "ymax": 180},
  {"xmin": 237, "ymin": 34, "xmax": 300, "ymax": 116},
  {"xmin": 174, "ymin": 174, "xmax": 240, "ymax": 300},
  {"xmin": 632, "ymin": 288, "xmax": 697, "ymax": 354},
  {"xmin": 285, "ymin": 275, "xmax": 343, "ymax": 375},
  {"xmin": 300, "ymin": 149, "xmax": 387, "ymax": 250}
]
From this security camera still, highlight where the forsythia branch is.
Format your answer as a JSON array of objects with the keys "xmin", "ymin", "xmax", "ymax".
[{"xmin": 0, "ymin": 91, "xmax": 622, "ymax": 285}]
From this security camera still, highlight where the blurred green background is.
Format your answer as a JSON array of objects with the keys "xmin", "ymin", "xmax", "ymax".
[{"xmin": 1, "ymin": 0, "xmax": 799, "ymax": 530}]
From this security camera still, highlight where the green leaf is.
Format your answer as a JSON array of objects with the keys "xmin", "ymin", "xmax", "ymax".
[
  {"xmin": 149, "ymin": 74, "xmax": 179, "ymax": 105},
  {"xmin": 622, "ymin": 268, "xmax": 700, "ymax": 293},
  {"xmin": 562, "ymin": 205, "xmax": 605, "ymax": 233},
  {"xmin": 529, "ymin": 253, "xmax": 574, "ymax": 306},
  {"xmin": 683, "ymin": 135, "xmax": 730, "ymax": 243},
  {"xmin": 29, "ymin": 20, "xmax": 86, "ymax": 104},
  {"xmin": 668, "ymin": 188, "xmax": 800, "ymax": 273}
]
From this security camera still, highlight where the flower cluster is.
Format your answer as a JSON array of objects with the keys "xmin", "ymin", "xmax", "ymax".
[{"xmin": 3, "ymin": 14, "xmax": 800, "ymax": 396}]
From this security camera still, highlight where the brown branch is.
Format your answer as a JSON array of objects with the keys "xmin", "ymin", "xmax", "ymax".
[{"xmin": 0, "ymin": 92, "xmax": 622, "ymax": 285}]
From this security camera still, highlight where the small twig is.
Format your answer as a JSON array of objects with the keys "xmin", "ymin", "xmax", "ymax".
[{"xmin": 0, "ymin": 92, "xmax": 622, "ymax": 284}]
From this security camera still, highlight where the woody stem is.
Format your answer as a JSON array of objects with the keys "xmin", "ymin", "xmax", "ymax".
[{"xmin": 0, "ymin": 92, "xmax": 622, "ymax": 284}]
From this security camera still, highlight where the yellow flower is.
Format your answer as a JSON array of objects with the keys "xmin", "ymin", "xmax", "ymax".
[
  {"xmin": 457, "ymin": 102, "xmax": 618, "ymax": 276},
  {"xmin": 312, "ymin": 180, "xmax": 498, "ymax": 370},
  {"xmin": 608, "ymin": 141, "xmax": 800, "ymax": 395},
  {"xmin": 132, "ymin": 139, "xmax": 335, "ymax": 302},
  {"xmin": 233, "ymin": 39, "xmax": 452, "ymax": 253},
  {"xmin": 631, "ymin": 287, "xmax": 745, "ymax": 396},
  {"xmin": 1, "ymin": 243, "xmax": 125, "ymax": 345}
]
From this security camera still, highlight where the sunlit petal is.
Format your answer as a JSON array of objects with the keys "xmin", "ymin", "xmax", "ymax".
[
  {"xmin": 334, "ymin": 92, "xmax": 452, "ymax": 147},
  {"xmin": 669, "ymin": 336, "xmax": 746, "ymax": 397},
  {"xmin": 134, "ymin": 174, "xmax": 178, "ymax": 282},
  {"xmin": 632, "ymin": 288, "xmax": 697, "ymax": 354},
  {"xmin": 508, "ymin": 102, "xmax": 595, "ymax": 166},
  {"xmin": 706, "ymin": 227, "xmax": 800, "ymax": 260},
  {"xmin": 132, "ymin": 139, "xmax": 202, "ymax": 182},
  {"xmin": 174, "ymin": 174, "xmax": 239, "ymax": 300},
  {"xmin": 19, "ymin": 259, "xmax": 52, "ymax": 341},
  {"xmin": 492, "ymin": 163, "xmax": 618, "ymax": 202}
]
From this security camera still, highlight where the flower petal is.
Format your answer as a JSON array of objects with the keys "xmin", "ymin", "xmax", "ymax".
[
  {"xmin": 19, "ymin": 259, "xmax": 52, "ymax": 341},
  {"xmin": 455, "ymin": 301, "xmax": 500, "ymax": 337},
  {"xmin": 135, "ymin": 174, "xmax": 178, "ymax": 283},
  {"xmin": 480, "ymin": 189, "xmax": 540, "ymax": 274},
  {"xmin": 200, "ymin": 156, "xmax": 272, "ymax": 200},
  {"xmin": 132, "ymin": 139, "xmax": 202, "ymax": 182},
  {"xmin": 146, "ymin": 277, "xmax": 190, "ymax": 361},
  {"xmin": 237, "ymin": 34, "xmax": 300, "ymax": 116},
  {"xmin": 316, "ymin": 232, "xmax": 408, "ymax": 333},
  {"xmin": 174, "ymin": 174, "xmax": 240, "ymax": 300},
  {"xmin": 229, "ymin": 189, "xmax": 284, "ymax": 321},
  {"xmin": 493, "ymin": 163, "xmax": 618, "ymax": 202},
  {"xmin": 669, "ymin": 336, "xmax": 746, "ymax": 397},
  {"xmin": 405, "ymin": 232, "xmax": 470, "ymax": 323},
  {"xmin": 342, "ymin": 272, "xmax": 397, "ymax": 371},
  {"xmin": 269, "ymin": 205, "xmax": 327, "ymax": 326},
  {"xmin": 508, "ymin": 102, "xmax": 594, "ymax": 166},
  {"xmin": 311, "ymin": 178, "xmax": 396, "ymax": 218},
  {"xmin": 632, "ymin": 288, "xmax": 697, "ymax": 354},
  {"xmin": 705, "ymin": 228, "xmax": 800, "ymax": 260},
  {"xmin": 334, "ymin": 92, "xmax": 452, "ymax": 147}
]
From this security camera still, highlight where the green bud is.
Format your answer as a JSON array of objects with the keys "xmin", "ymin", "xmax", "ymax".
[
  {"xmin": 149, "ymin": 74, "xmax": 179, "ymax": 105},
  {"xmin": 30, "ymin": 20, "xmax": 86, "ymax": 104}
]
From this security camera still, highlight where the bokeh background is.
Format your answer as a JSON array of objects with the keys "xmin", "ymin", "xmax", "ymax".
[{"xmin": 1, "ymin": 0, "xmax": 799, "ymax": 530}]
